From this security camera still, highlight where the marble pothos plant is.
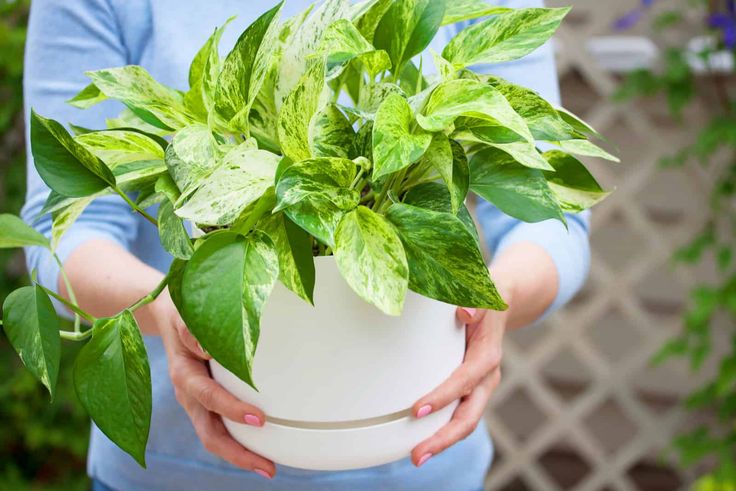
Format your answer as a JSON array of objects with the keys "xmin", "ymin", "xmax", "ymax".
[{"xmin": 0, "ymin": 0, "xmax": 617, "ymax": 467}]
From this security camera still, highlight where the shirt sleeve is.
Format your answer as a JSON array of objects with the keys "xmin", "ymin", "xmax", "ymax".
[
  {"xmin": 20, "ymin": 0, "xmax": 139, "ymax": 301},
  {"xmin": 442, "ymin": 0, "xmax": 592, "ymax": 317}
]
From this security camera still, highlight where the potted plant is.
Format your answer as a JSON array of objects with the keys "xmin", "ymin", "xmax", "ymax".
[{"xmin": 0, "ymin": 0, "xmax": 616, "ymax": 471}]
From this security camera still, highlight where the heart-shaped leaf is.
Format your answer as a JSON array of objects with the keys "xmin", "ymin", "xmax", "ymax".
[
  {"xmin": 470, "ymin": 147, "xmax": 564, "ymax": 223},
  {"xmin": 442, "ymin": 1, "xmax": 510, "ymax": 25},
  {"xmin": 386, "ymin": 202, "xmax": 506, "ymax": 310},
  {"xmin": 31, "ymin": 111, "xmax": 115, "ymax": 198},
  {"xmin": 158, "ymin": 200, "xmax": 193, "ymax": 260},
  {"xmin": 443, "ymin": 7, "xmax": 570, "ymax": 68},
  {"xmin": 0, "ymin": 214, "xmax": 50, "ymax": 249},
  {"xmin": 309, "ymin": 104, "xmax": 356, "ymax": 159},
  {"xmin": 181, "ymin": 231, "xmax": 279, "ymax": 386},
  {"xmin": 176, "ymin": 144, "xmax": 279, "ymax": 226},
  {"xmin": 275, "ymin": 157, "xmax": 360, "ymax": 213},
  {"xmin": 543, "ymin": 151, "xmax": 611, "ymax": 212},
  {"xmin": 74, "ymin": 311, "xmax": 152, "ymax": 467},
  {"xmin": 2, "ymin": 285, "xmax": 60, "ymax": 398},
  {"xmin": 372, "ymin": 93, "xmax": 432, "ymax": 179},
  {"xmin": 334, "ymin": 206, "xmax": 408, "ymax": 315}
]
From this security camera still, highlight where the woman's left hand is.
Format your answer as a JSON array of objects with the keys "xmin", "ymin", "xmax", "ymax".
[{"xmin": 410, "ymin": 304, "xmax": 508, "ymax": 467}]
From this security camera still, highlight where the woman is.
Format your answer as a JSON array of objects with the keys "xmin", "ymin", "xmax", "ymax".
[{"xmin": 22, "ymin": 0, "xmax": 590, "ymax": 489}]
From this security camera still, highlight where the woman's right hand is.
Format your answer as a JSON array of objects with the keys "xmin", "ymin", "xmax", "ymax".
[{"xmin": 154, "ymin": 290, "xmax": 276, "ymax": 480}]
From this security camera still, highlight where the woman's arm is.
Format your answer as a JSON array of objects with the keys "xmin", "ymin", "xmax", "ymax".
[
  {"xmin": 21, "ymin": 0, "xmax": 275, "ymax": 477},
  {"xmin": 411, "ymin": 0, "xmax": 592, "ymax": 466}
]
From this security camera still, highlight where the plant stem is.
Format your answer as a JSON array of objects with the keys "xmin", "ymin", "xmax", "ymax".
[
  {"xmin": 128, "ymin": 274, "xmax": 170, "ymax": 313},
  {"xmin": 52, "ymin": 252, "xmax": 81, "ymax": 333},
  {"xmin": 113, "ymin": 186, "xmax": 158, "ymax": 226},
  {"xmin": 60, "ymin": 329, "xmax": 93, "ymax": 341},
  {"xmin": 38, "ymin": 284, "xmax": 96, "ymax": 323}
]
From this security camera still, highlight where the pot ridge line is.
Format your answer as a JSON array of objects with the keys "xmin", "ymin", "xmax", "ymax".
[{"xmin": 264, "ymin": 408, "xmax": 414, "ymax": 430}]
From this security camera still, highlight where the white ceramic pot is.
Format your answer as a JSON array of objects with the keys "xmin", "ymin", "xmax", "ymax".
[{"xmin": 210, "ymin": 256, "xmax": 465, "ymax": 471}]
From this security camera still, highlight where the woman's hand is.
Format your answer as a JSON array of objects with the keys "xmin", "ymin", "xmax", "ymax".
[
  {"xmin": 410, "ymin": 304, "xmax": 507, "ymax": 467},
  {"xmin": 154, "ymin": 291, "xmax": 276, "ymax": 480}
]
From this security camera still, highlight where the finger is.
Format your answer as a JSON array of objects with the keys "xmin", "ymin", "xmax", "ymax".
[
  {"xmin": 184, "ymin": 369, "xmax": 266, "ymax": 427},
  {"xmin": 413, "ymin": 319, "xmax": 503, "ymax": 418},
  {"xmin": 190, "ymin": 404, "xmax": 276, "ymax": 478},
  {"xmin": 455, "ymin": 306, "xmax": 486, "ymax": 325},
  {"xmin": 174, "ymin": 319, "xmax": 211, "ymax": 360},
  {"xmin": 412, "ymin": 371, "xmax": 501, "ymax": 466}
]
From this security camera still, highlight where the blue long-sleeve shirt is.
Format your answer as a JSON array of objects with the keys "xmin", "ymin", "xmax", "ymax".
[{"xmin": 21, "ymin": 1, "xmax": 590, "ymax": 490}]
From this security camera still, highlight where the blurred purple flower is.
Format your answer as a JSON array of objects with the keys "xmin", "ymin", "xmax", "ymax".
[
  {"xmin": 709, "ymin": 12, "xmax": 736, "ymax": 49},
  {"xmin": 613, "ymin": 0, "xmax": 657, "ymax": 31}
]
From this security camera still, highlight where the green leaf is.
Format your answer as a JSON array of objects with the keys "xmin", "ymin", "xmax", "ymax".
[
  {"xmin": 470, "ymin": 147, "xmax": 564, "ymax": 223},
  {"xmin": 555, "ymin": 106, "xmax": 602, "ymax": 139},
  {"xmin": 387, "ymin": 203, "xmax": 505, "ymax": 310},
  {"xmin": 106, "ymin": 108, "xmax": 171, "ymax": 137},
  {"xmin": 487, "ymin": 76, "xmax": 579, "ymax": 141},
  {"xmin": 372, "ymin": 93, "xmax": 432, "ymax": 179},
  {"xmin": 276, "ymin": 0, "xmax": 350, "ymax": 106},
  {"xmin": 215, "ymin": 3, "xmax": 283, "ymax": 134},
  {"xmin": 167, "ymin": 258, "xmax": 187, "ymax": 313},
  {"xmin": 353, "ymin": 0, "xmax": 393, "ymax": 43},
  {"xmin": 358, "ymin": 82, "xmax": 406, "ymax": 115},
  {"xmin": 334, "ymin": 206, "xmax": 408, "ymax": 315},
  {"xmin": 86, "ymin": 66, "xmax": 193, "ymax": 131},
  {"xmin": 51, "ymin": 196, "xmax": 95, "ymax": 251},
  {"xmin": 181, "ymin": 231, "xmax": 279, "ymax": 386},
  {"xmin": 441, "ymin": 1, "xmax": 510, "ymax": 25},
  {"xmin": 186, "ymin": 17, "xmax": 234, "ymax": 119},
  {"xmin": 30, "ymin": 111, "xmax": 115, "ymax": 197},
  {"xmin": 443, "ymin": 7, "xmax": 570, "ymax": 68},
  {"xmin": 155, "ymin": 173, "xmax": 181, "ymax": 204},
  {"xmin": 258, "ymin": 212, "xmax": 316, "ymax": 304},
  {"xmin": 2, "ymin": 285, "xmax": 60, "ymax": 398},
  {"xmin": 0, "ymin": 214, "xmax": 50, "ymax": 249},
  {"xmin": 317, "ymin": 19, "xmax": 391, "ymax": 79},
  {"xmin": 158, "ymin": 200, "xmax": 193, "ymax": 260},
  {"xmin": 166, "ymin": 124, "xmax": 219, "ymax": 199},
  {"xmin": 113, "ymin": 159, "xmax": 167, "ymax": 190},
  {"xmin": 275, "ymin": 157, "xmax": 360, "ymax": 213},
  {"xmin": 67, "ymin": 83, "xmax": 107, "ymax": 109},
  {"xmin": 277, "ymin": 58, "xmax": 327, "ymax": 162},
  {"xmin": 373, "ymin": 0, "xmax": 446, "ymax": 73},
  {"xmin": 308, "ymin": 104, "xmax": 356, "ymax": 159},
  {"xmin": 549, "ymin": 139, "xmax": 620, "ymax": 162},
  {"xmin": 420, "ymin": 135, "xmax": 469, "ymax": 214},
  {"xmin": 416, "ymin": 79, "xmax": 532, "ymax": 142},
  {"xmin": 75, "ymin": 130, "xmax": 165, "ymax": 168},
  {"xmin": 403, "ymin": 182, "xmax": 479, "ymax": 243},
  {"xmin": 284, "ymin": 200, "xmax": 345, "ymax": 248},
  {"xmin": 543, "ymin": 151, "xmax": 610, "ymax": 212},
  {"xmin": 74, "ymin": 311, "xmax": 152, "ymax": 467},
  {"xmin": 176, "ymin": 144, "xmax": 279, "ymax": 226}
]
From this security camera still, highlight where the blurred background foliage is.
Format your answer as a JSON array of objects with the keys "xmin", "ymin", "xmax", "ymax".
[
  {"xmin": 0, "ymin": 1, "xmax": 90, "ymax": 490},
  {"xmin": 617, "ymin": 0, "xmax": 736, "ymax": 488}
]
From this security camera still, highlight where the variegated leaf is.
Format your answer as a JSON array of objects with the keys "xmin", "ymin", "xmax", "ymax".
[
  {"xmin": 176, "ymin": 144, "xmax": 279, "ymax": 226},
  {"xmin": 469, "ymin": 147, "xmax": 564, "ymax": 223},
  {"xmin": 420, "ymin": 135, "xmax": 469, "ymax": 214},
  {"xmin": 158, "ymin": 200, "xmax": 193, "ymax": 260},
  {"xmin": 166, "ymin": 124, "xmax": 219, "ymax": 200},
  {"xmin": 334, "ymin": 206, "xmax": 408, "ymax": 315},
  {"xmin": 76, "ymin": 130, "xmax": 165, "ymax": 168},
  {"xmin": 257, "ymin": 212, "xmax": 315, "ymax": 304},
  {"xmin": 51, "ymin": 196, "xmax": 95, "ymax": 251},
  {"xmin": 308, "ymin": 104, "xmax": 356, "ymax": 159},
  {"xmin": 386, "ymin": 202, "xmax": 506, "ymax": 309},
  {"xmin": 441, "ymin": 0, "xmax": 510, "ymax": 25},
  {"xmin": 543, "ymin": 151, "xmax": 611, "ymax": 212},
  {"xmin": 416, "ymin": 79, "xmax": 532, "ymax": 142},
  {"xmin": 215, "ymin": 3, "xmax": 283, "ymax": 134},
  {"xmin": 372, "ymin": 93, "xmax": 432, "ymax": 179},
  {"xmin": 86, "ymin": 66, "xmax": 194, "ymax": 131},
  {"xmin": 275, "ymin": 157, "xmax": 359, "ymax": 213},
  {"xmin": 443, "ymin": 8, "xmax": 570, "ymax": 68},
  {"xmin": 549, "ymin": 139, "xmax": 620, "ymax": 162}
]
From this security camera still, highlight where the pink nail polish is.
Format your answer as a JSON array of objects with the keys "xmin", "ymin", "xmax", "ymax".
[
  {"xmin": 417, "ymin": 453, "xmax": 432, "ymax": 467},
  {"xmin": 254, "ymin": 468, "xmax": 272, "ymax": 479},
  {"xmin": 462, "ymin": 307, "xmax": 476, "ymax": 319},
  {"xmin": 416, "ymin": 404, "xmax": 432, "ymax": 418},
  {"xmin": 244, "ymin": 414, "xmax": 262, "ymax": 427}
]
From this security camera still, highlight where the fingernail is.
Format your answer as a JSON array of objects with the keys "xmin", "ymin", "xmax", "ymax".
[
  {"xmin": 417, "ymin": 453, "xmax": 432, "ymax": 467},
  {"xmin": 462, "ymin": 307, "xmax": 476, "ymax": 319},
  {"xmin": 244, "ymin": 414, "xmax": 263, "ymax": 427},
  {"xmin": 254, "ymin": 468, "xmax": 272, "ymax": 479},
  {"xmin": 416, "ymin": 404, "xmax": 432, "ymax": 418}
]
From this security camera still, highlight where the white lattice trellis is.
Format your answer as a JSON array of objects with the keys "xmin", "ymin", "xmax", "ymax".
[{"xmin": 481, "ymin": 2, "xmax": 723, "ymax": 490}]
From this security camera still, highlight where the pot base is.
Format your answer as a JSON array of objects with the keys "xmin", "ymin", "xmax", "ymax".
[{"xmin": 219, "ymin": 403, "xmax": 457, "ymax": 471}]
